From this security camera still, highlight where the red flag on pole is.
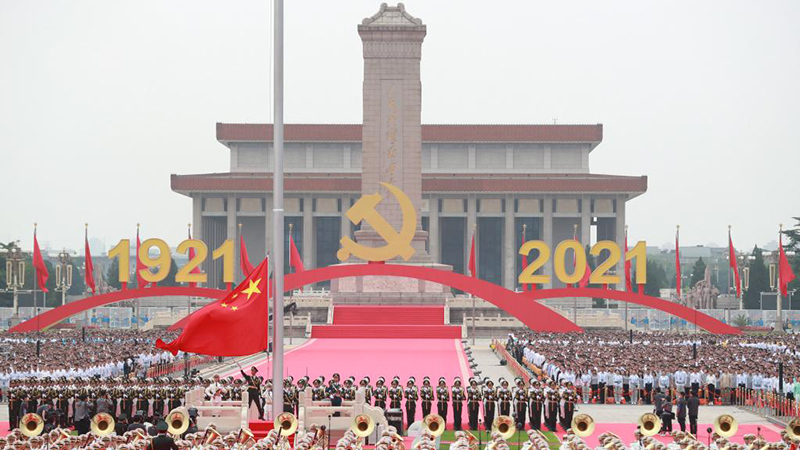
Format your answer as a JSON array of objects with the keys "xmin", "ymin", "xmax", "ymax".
[
  {"xmin": 32, "ymin": 226, "xmax": 49, "ymax": 293},
  {"xmin": 135, "ymin": 225, "xmax": 149, "ymax": 289},
  {"xmin": 675, "ymin": 226, "xmax": 681, "ymax": 299},
  {"xmin": 625, "ymin": 227, "xmax": 633, "ymax": 292},
  {"xmin": 84, "ymin": 224, "xmax": 96, "ymax": 295},
  {"xmin": 728, "ymin": 227, "xmax": 741, "ymax": 298},
  {"xmin": 468, "ymin": 227, "xmax": 477, "ymax": 278},
  {"xmin": 779, "ymin": 227, "xmax": 796, "ymax": 297},
  {"xmin": 239, "ymin": 232, "xmax": 255, "ymax": 277},
  {"xmin": 157, "ymin": 257, "xmax": 270, "ymax": 356},
  {"xmin": 289, "ymin": 235, "xmax": 305, "ymax": 272}
]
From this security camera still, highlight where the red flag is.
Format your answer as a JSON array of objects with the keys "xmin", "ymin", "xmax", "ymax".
[
  {"xmin": 779, "ymin": 230, "xmax": 796, "ymax": 297},
  {"xmin": 85, "ymin": 226, "xmax": 96, "ymax": 295},
  {"xmin": 675, "ymin": 227, "xmax": 681, "ymax": 299},
  {"xmin": 188, "ymin": 225, "xmax": 201, "ymax": 288},
  {"xmin": 624, "ymin": 228, "xmax": 633, "ymax": 292},
  {"xmin": 728, "ymin": 228, "xmax": 741, "ymax": 298},
  {"xmin": 32, "ymin": 227, "xmax": 49, "ymax": 293},
  {"xmin": 289, "ymin": 235, "xmax": 305, "ymax": 272},
  {"xmin": 157, "ymin": 257, "xmax": 269, "ymax": 356},
  {"xmin": 468, "ymin": 229, "xmax": 477, "ymax": 278},
  {"xmin": 136, "ymin": 227, "xmax": 148, "ymax": 289},
  {"xmin": 239, "ymin": 234, "xmax": 255, "ymax": 277}
]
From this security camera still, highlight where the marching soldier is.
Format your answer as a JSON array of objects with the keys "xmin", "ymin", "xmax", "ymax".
[
  {"xmin": 513, "ymin": 378, "xmax": 528, "ymax": 430},
  {"xmin": 436, "ymin": 377, "xmax": 449, "ymax": 422},
  {"xmin": 374, "ymin": 377, "xmax": 388, "ymax": 411},
  {"xmin": 359, "ymin": 377, "xmax": 373, "ymax": 405},
  {"xmin": 483, "ymin": 379, "xmax": 496, "ymax": 430},
  {"xmin": 528, "ymin": 379, "xmax": 543, "ymax": 431},
  {"xmin": 405, "ymin": 377, "xmax": 419, "ymax": 425},
  {"xmin": 498, "ymin": 378, "xmax": 512, "ymax": 416},
  {"xmin": 467, "ymin": 377, "xmax": 481, "ymax": 431},
  {"xmin": 420, "ymin": 377, "xmax": 434, "ymax": 418},
  {"xmin": 389, "ymin": 377, "xmax": 403, "ymax": 410},
  {"xmin": 452, "ymin": 377, "xmax": 465, "ymax": 431}
]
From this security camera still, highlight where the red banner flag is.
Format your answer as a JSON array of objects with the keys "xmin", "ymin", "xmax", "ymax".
[
  {"xmin": 290, "ymin": 235, "xmax": 305, "ymax": 273},
  {"xmin": 157, "ymin": 257, "xmax": 269, "ymax": 356},
  {"xmin": 675, "ymin": 226, "xmax": 681, "ymax": 299},
  {"xmin": 625, "ymin": 228, "xmax": 633, "ymax": 292},
  {"xmin": 85, "ymin": 225, "xmax": 96, "ymax": 295},
  {"xmin": 468, "ymin": 229, "xmax": 477, "ymax": 278},
  {"xmin": 32, "ymin": 227, "xmax": 49, "ymax": 293},
  {"xmin": 728, "ymin": 228, "xmax": 741, "ymax": 298},
  {"xmin": 779, "ymin": 229, "xmax": 796, "ymax": 297},
  {"xmin": 239, "ymin": 234, "xmax": 255, "ymax": 278},
  {"xmin": 136, "ymin": 226, "xmax": 148, "ymax": 289}
]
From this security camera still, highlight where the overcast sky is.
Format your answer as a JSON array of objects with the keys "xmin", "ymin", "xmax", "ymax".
[{"xmin": 1, "ymin": 0, "xmax": 798, "ymax": 254}]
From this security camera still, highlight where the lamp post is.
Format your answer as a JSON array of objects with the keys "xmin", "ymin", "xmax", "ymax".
[
  {"xmin": 55, "ymin": 249, "xmax": 73, "ymax": 307},
  {"xmin": 766, "ymin": 240, "xmax": 796, "ymax": 333},
  {"xmin": 4, "ymin": 242, "xmax": 25, "ymax": 318}
]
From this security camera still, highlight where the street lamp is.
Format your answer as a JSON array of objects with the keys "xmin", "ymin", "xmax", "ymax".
[
  {"xmin": 55, "ymin": 249, "xmax": 73, "ymax": 307},
  {"xmin": 765, "ymin": 248, "xmax": 796, "ymax": 333},
  {"xmin": 4, "ymin": 242, "xmax": 25, "ymax": 317}
]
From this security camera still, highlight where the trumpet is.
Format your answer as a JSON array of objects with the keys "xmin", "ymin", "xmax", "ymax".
[
  {"xmin": 638, "ymin": 413, "xmax": 662, "ymax": 437},
  {"xmin": 491, "ymin": 415, "xmax": 516, "ymax": 440},
  {"xmin": 787, "ymin": 418, "xmax": 800, "ymax": 441},
  {"xmin": 713, "ymin": 414, "xmax": 738, "ymax": 438},
  {"xmin": 20, "ymin": 413, "xmax": 45, "ymax": 437},
  {"xmin": 571, "ymin": 413, "xmax": 595, "ymax": 438},
  {"xmin": 166, "ymin": 407, "xmax": 191, "ymax": 436},
  {"xmin": 351, "ymin": 414, "xmax": 375, "ymax": 438},
  {"xmin": 422, "ymin": 414, "xmax": 446, "ymax": 438},
  {"xmin": 90, "ymin": 413, "xmax": 116, "ymax": 436}
]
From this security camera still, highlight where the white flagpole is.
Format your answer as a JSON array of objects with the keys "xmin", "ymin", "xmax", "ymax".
[{"xmin": 271, "ymin": 0, "xmax": 285, "ymax": 418}]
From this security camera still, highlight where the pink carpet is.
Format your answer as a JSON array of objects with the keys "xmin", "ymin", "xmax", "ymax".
[
  {"xmin": 228, "ymin": 338, "xmax": 473, "ymax": 424},
  {"xmin": 555, "ymin": 423, "xmax": 783, "ymax": 447},
  {"xmin": 0, "ymin": 422, "xmax": 9, "ymax": 437}
]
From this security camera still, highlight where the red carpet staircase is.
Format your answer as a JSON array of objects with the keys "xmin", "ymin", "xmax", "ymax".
[{"xmin": 311, "ymin": 305, "xmax": 461, "ymax": 339}]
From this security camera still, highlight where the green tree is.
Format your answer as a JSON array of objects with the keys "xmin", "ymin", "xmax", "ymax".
[
  {"xmin": 67, "ymin": 259, "xmax": 86, "ymax": 295},
  {"xmin": 643, "ymin": 260, "xmax": 668, "ymax": 297},
  {"xmin": 107, "ymin": 258, "xmax": 122, "ymax": 289},
  {"xmin": 690, "ymin": 257, "xmax": 707, "ymax": 287},
  {"xmin": 744, "ymin": 246, "xmax": 770, "ymax": 309},
  {"xmin": 783, "ymin": 217, "xmax": 800, "ymax": 293},
  {"xmin": 160, "ymin": 257, "xmax": 180, "ymax": 287}
]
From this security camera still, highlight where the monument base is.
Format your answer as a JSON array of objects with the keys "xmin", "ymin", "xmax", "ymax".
[{"xmin": 330, "ymin": 261, "xmax": 454, "ymax": 305}]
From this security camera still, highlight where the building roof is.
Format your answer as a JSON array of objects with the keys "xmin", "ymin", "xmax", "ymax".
[
  {"xmin": 216, "ymin": 123, "xmax": 603, "ymax": 145},
  {"xmin": 171, "ymin": 172, "xmax": 646, "ymax": 197}
]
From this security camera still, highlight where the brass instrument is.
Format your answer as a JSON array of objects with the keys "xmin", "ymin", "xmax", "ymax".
[
  {"xmin": 638, "ymin": 413, "xmax": 662, "ymax": 437},
  {"xmin": 351, "ymin": 414, "xmax": 375, "ymax": 438},
  {"xmin": 787, "ymin": 418, "xmax": 800, "ymax": 440},
  {"xmin": 491, "ymin": 415, "xmax": 516, "ymax": 440},
  {"xmin": 275, "ymin": 412, "xmax": 298, "ymax": 436},
  {"xmin": 90, "ymin": 413, "xmax": 115, "ymax": 436},
  {"xmin": 422, "ymin": 414, "xmax": 446, "ymax": 438},
  {"xmin": 166, "ymin": 407, "xmax": 191, "ymax": 436},
  {"xmin": 127, "ymin": 428, "xmax": 148, "ymax": 444},
  {"xmin": 237, "ymin": 428, "xmax": 255, "ymax": 446},
  {"xmin": 713, "ymin": 414, "xmax": 738, "ymax": 438},
  {"xmin": 571, "ymin": 413, "xmax": 595, "ymax": 438},
  {"xmin": 20, "ymin": 413, "xmax": 45, "ymax": 437},
  {"xmin": 202, "ymin": 427, "xmax": 222, "ymax": 446}
]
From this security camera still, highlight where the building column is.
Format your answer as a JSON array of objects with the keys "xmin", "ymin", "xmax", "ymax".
[
  {"xmin": 543, "ymin": 196, "xmax": 553, "ymax": 289},
  {"xmin": 226, "ymin": 195, "xmax": 237, "ymax": 244},
  {"xmin": 429, "ymin": 196, "xmax": 440, "ymax": 263},
  {"xmin": 466, "ymin": 196, "xmax": 477, "ymax": 274},
  {"xmin": 581, "ymin": 196, "xmax": 591, "ymax": 246},
  {"xmin": 303, "ymin": 195, "xmax": 314, "ymax": 270},
  {"xmin": 615, "ymin": 196, "xmax": 626, "ymax": 291},
  {"xmin": 503, "ymin": 195, "xmax": 515, "ymax": 290}
]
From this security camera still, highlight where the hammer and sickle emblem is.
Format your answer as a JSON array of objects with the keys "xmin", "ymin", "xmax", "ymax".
[{"xmin": 337, "ymin": 182, "xmax": 417, "ymax": 262}]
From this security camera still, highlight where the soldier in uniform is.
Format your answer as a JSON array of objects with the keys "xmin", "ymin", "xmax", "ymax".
[
  {"xmin": 359, "ymin": 377, "xmax": 373, "ymax": 405},
  {"xmin": 241, "ymin": 366, "xmax": 265, "ymax": 421},
  {"xmin": 420, "ymin": 377, "xmax": 434, "ymax": 418},
  {"xmin": 436, "ymin": 377, "xmax": 449, "ymax": 422},
  {"xmin": 8, "ymin": 388, "xmax": 20, "ymax": 430},
  {"xmin": 135, "ymin": 388, "xmax": 149, "ymax": 421},
  {"xmin": 528, "ymin": 379, "xmax": 543, "ymax": 431},
  {"xmin": 55, "ymin": 392, "xmax": 69, "ymax": 427},
  {"xmin": 388, "ymin": 377, "xmax": 403, "ymax": 410},
  {"xmin": 167, "ymin": 389, "xmax": 182, "ymax": 413},
  {"xmin": 452, "ymin": 377, "xmax": 465, "ymax": 431},
  {"xmin": 327, "ymin": 373, "xmax": 342, "ymax": 398},
  {"xmin": 405, "ymin": 377, "xmax": 419, "ymax": 425},
  {"xmin": 283, "ymin": 377, "xmax": 296, "ymax": 413},
  {"xmin": 312, "ymin": 377, "xmax": 326, "ymax": 401},
  {"xmin": 374, "ymin": 377, "xmax": 388, "ymax": 410},
  {"xmin": 545, "ymin": 380, "xmax": 559, "ymax": 432},
  {"xmin": 562, "ymin": 382, "xmax": 576, "ymax": 431},
  {"xmin": 466, "ymin": 377, "xmax": 481, "ymax": 431},
  {"xmin": 513, "ymin": 378, "xmax": 528, "ymax": 430},
  {"xmin": 498, "ymin": 378, "xmax": 512, "ymax": 416},
  {"xmin": 482, "ymin": 379, "xmax": 496, "ymax": 430},
  {"xmin": 342, "ymin": 377, "xmax": 357, "ymax": 402}
]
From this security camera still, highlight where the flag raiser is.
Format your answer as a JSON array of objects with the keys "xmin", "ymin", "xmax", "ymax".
[{"xmin": 156, "ymin": 257, "xmax": 270, "ymax": 356}]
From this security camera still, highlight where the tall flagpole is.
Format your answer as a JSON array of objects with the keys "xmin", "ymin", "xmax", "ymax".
[{"xmin": 271, "ymin": 0, "xmax": 285, "ymax": 419}]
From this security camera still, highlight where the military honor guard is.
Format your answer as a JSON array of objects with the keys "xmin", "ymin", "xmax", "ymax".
[
  {"xmin": 240, "ymin": 366, "xmax": 265, "ymax": 421},
  {"xmin": 374, "ymin": 377, "xmax": 388, "ymax": 411},
  {"xmin": 482, "ymin": 378, "xmax": 496, "ymax": 430},
  {"xmin": 283, "ymin": 377, "xmax": 296, "ymax": 413},
  {"xmin": 420, "ymin": 377, "xmax": 434, "ymax": 417},
  {"xmin": 451, "ymin": 377, "xmax": 465, "ymax": 431},
  {"xmin": 343, "ymin": 377, "xmax": 357, "ymax": 401},
  {"xmin": 498, "ymin": 378, "xmax": 512, "ymax": 416},
  {"xmin": 513, "ymin": 377, "xmax": 528, "ymax": 430},
  {"xmin": 312, "ymin": 377, "xmax": 326, "ymax": 401},
  {"xmin": 389, "ymin": 377, "xmax": 403, "ymax": 410},
  {"xmin": 544, "ymin": 380, "xmax": 559, "ymax": 431},
  {"xmin": 436, "ymin": 377, "xmax": 449, "ymax": 422},
  {"xmin": 467, "ymin": 378, "xmax": 481, "ymax": 431},
  {"xmin": 404, "ymin": 377, "xmax": 419, "ymax": 425},
  {"xmin": 528, "ymin": 379, "xmax": 543, "ymax": 431},
  {"xmin": 359, "ymin": 377, "xmax": 373, "ymax": 404}
]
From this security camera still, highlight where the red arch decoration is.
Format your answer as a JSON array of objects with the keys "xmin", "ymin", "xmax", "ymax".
[
  {"xmin": 172, "ymin": 264, "xmax": 740, "ymax": 335},
  {"xmin": 8, "ymin": 286, "xmax": 228, "ymax": 333}
]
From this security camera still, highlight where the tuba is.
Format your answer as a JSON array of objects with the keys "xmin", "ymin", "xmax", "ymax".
[
  {"xmin": 166, "ymin": 407, "xmax": 191, "ymax": 436},
  {"xmin": 571, "ymin": 413, "xmax": 595, "ymax": 437},
  {"xmin": 90, "ymin": 413, "xmax": 116, "ymax": 436},
  {"xmin": 275, "ymin": 412, "xmax": 298, "ymax": 437},
  {"xmin": 351, "ymin": 414, "xmax": 375, "ymax": 438},
  {"xmin": 638, "ymin": 413, "xmax": 662, "ymax": 437},
  {"xmin": 237, "ymin": 428, "xmax": 255, "ymax": 446},
  {"xmin": 787, "ymin": 418, "xmax": 800, "ymax": 441},
  {"xmin": 422, "ymin": 414, "xmax": 446, "ymax": 438},
  {"xmin": 713, "ymin": 414, "xmax": 738, "ymax": 438},
  {"xmin": 491, "ymin": 415, "xmax": 516, "ymax": 440},
  {"xmin": 20, "ymin": 413, "xmax": 45, "ymax": 437}
]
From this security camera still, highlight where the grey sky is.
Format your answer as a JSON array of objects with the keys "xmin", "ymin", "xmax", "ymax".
[{"xmin": 1, "ymin": 0, "xmax": 798, "ymax": 254}]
